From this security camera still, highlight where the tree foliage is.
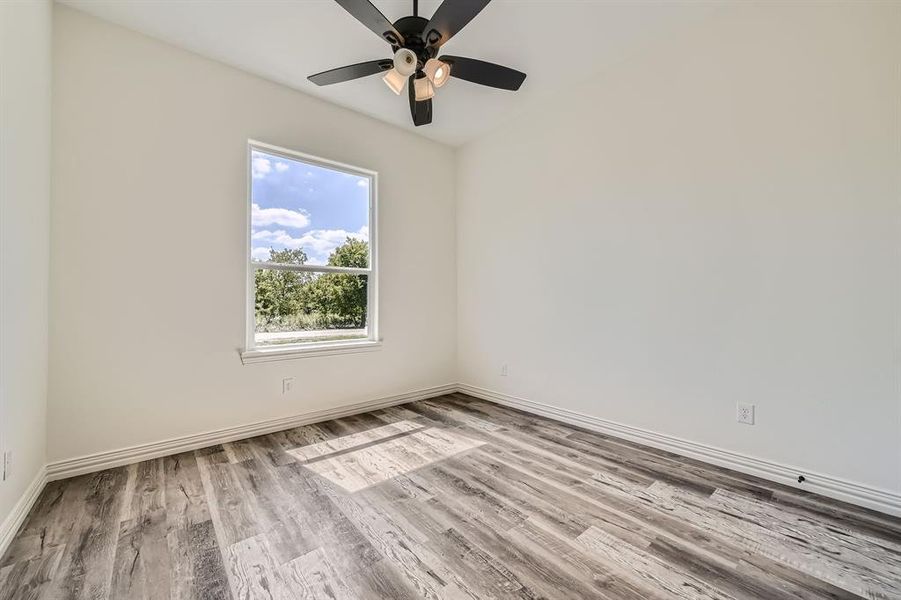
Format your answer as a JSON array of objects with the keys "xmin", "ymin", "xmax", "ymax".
[
  {"xmin": 254, "ymin": 239, "xmax": 368, "ymax": 331},
  {"xmin": 254, "ymin": 248, "xmax": 309, "ymax": 321},
  {"xmin": 304, "ymin": 238, "xmax": 369, "ymax": 328}
]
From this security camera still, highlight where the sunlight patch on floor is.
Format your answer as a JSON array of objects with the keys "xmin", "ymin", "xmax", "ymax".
[
  {"xmin": 293, "ymin": 426, "xmax": 485, "ymax": 492},
  {"xmin": 288, "ymin": 419, "xmax": 425, "ymax": 462}
]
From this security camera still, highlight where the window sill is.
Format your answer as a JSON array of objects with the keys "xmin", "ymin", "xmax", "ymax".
[{"xmin": 240, "ymin": 340, "xmax": 382, "ymax": 364}]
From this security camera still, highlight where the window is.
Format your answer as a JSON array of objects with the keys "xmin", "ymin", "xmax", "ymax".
[{"xmin": 242, "ymin": 141, "xmax": 378, "ymax": 363}]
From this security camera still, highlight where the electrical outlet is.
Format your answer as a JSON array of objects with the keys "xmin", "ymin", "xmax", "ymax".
[
  {"xmin": 736, "ymin": 403, "xmax": 755, "ymax": 425},
  {"xmin": 2, "ymin": 451, "xmax": 11, "ymax": 481},
  {"xmin": 500, "ymin": 364, "xmax": 508, "ymax": 377},
  {"xmin": 282, "ymin": 377, "xmax": 295, "ymax": 395}
]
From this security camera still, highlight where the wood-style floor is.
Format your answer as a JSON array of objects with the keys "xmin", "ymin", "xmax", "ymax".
[{"xmin": 2, "ymin": 393, "xmax": 901, "ymax": 599}]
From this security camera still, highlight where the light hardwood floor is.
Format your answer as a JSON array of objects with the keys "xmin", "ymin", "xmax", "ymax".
[{"xmin": 2, "ymin": 393, "xmax": 901, "ymax": 599}]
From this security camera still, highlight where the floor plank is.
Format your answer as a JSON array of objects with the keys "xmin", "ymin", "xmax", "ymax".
[{"xmin": 2, "ymin": 394, "xmax": 900, "ymax": 599}]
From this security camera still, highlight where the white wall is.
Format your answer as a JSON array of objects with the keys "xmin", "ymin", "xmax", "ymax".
[
  {"xmin": 40, "ymin": 0, "xmax": 901, "ymax": 504},
  {"xmin": 457, "ymin": 2, "xmax": 901, "ymax": 494},
  {"xmin": 0, "ymin": 0, "xmax": 52, "ymax": 522},
  {"xmin": 49, "ymin": 6, "xmax": 456, "ymax": 462}
]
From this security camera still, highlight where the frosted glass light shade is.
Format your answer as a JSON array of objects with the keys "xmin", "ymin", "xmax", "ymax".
[
  {"xmin": 382, "ymin": 68, "xmax": 406, "ymax": 95},
  {"xmin": 424, "ymin": 58, "xmax": 451, "ymax": 88},
  {"xmin": 393, "ymin": 48, "xmax": 417, "ymax": 77},
  {"xmin": 414, "ymin": 76, "xmax": 435, "ymax": 101}
]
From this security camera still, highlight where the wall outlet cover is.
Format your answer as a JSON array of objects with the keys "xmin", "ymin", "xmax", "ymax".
[{"xmin": 736, "ymin": 403, "xmax": 755, "ymax": 425}]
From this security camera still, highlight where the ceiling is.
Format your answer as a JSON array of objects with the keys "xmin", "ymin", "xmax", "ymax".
[{"xmin": 59, "ymin": 0, "xmax": 718, "ymax": 146}]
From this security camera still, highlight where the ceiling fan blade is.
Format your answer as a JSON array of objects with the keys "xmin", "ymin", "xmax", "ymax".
[
  {"xmin": 308, "ymin": 59, "xmax": 393, "ymax": 86},
  {"xmin": 333, "ymin": 0, "xmax": 405, "ymax": 45},
  {"xmin": 408, "ymin": 75, "xmax": 433, "ymax": 126},
  {"xmin": 422, "ymin": 0, "xmax": 491, "ymax": 48},
  {"xmin": 440, "ymin": 55, "xmax": 526, "ymax": 91}
]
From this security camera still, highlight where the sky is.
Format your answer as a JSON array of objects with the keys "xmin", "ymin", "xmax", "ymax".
[{"xmin": 251, "ymin": 149, "xmax": 369, "ymax": 265}]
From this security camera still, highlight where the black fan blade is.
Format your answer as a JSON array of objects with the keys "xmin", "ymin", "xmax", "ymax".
[
  {"xmin": 440, "ymin": 55, "xmax": 526, "ymax": 91},
  {"xmin": 308, "ymin": 59, "xmax": 393, "ymax": 86},
  {"xmin": 408, "ymin": 75, "xmax": 433, "ymax": 126},
  {"xmin": 422, "ymin": 0, "xmax": 491, "ymax": 47},
  {"xmin": 334, "ymin": 0, "xmax": 404, "ymax": 45}
]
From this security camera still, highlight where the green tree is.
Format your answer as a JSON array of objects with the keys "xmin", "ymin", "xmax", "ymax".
[
  {"xmin": 255, "ymin": 241, "xmax": 369, "ymax": 331},
  {"xmin": 304, "ymin": 238, "xmax": 369, "ymax": 328},
  {"xmin": 254, "ymin": 248, "xmax": 309, "ymax": 324},
  {"xmin": 328, "ymin": 238, "xmax": 368, "ymax": 269}
]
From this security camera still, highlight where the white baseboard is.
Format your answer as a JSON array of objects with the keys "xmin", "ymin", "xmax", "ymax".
[
  {"xmin": 0, "ymin": 466, "xmax": 47, "ymax": 560},
  {"xmin": 32, "ymin": 381, "xmax": 901, "ymax": 520},
  {"xmin": 46, "ymin": 383, "xmax": 457, "ymax": 481},
  {"xmin": 458, "ymin": 383, "xmax": 901, "ymax": 518}
]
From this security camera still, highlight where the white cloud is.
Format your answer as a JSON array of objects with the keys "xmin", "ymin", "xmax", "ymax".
[
  {"xmin": 252, "ymin": 157, "xmax": 272, "ymax": 179},
  {"xmin": 251, "ymin": 203, "xmax": 310, "ymax": 229},
  {"xmin": 356, "ymin": 179, "xmax": 368, "ymax": 188},
  {"xmin": 275, "ymin": 161, "xmax": 290, "ymax": 173},
  {"xmin": 251, "ymin": 225, "xmax": 368, "ymax": 264},
  {"xmin": 251, "ymin": 247, "xmax": 272, "ymax": 261},
  {"xmin": 252, "ymin": 230, "xmax": 299, "ymax": 245}
]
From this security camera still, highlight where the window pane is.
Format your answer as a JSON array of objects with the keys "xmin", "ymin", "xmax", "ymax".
[
  {"xmin": 254, "ymin": 270, "xmax": 368, "ymax": 346},
  {"xmin": 250, "ymin": 149, "xmax": 370, "ymax": 267}
]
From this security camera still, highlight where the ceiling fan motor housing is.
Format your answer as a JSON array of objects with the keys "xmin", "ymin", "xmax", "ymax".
[{"xmin": 390, "ymin": 16, "xmax": 439, "ymax": 71}]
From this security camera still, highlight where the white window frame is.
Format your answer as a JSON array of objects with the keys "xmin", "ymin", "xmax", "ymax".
[{"xmin": 241, "ymin": 140, "xmax": 380, "ymax": 364}]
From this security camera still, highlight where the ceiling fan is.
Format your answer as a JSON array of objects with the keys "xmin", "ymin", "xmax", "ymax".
[{"xmin": 308, "ymin": 0, "xmax": 527, "ymax": 127}]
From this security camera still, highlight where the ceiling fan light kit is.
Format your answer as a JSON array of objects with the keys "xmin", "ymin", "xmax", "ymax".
[
  {"xmin": 424, "ymin": 58, "xmax": 450, "ymax": 88},
  {"xmin": 414, "ymin": 75, "xmax": 435, "ymax": 101},
  {"xmin": 393, "ymin": 48, "xmax": 418, "ymax": 76},
  {"xmin": 308, "ymin": 0, "xmax": 527, "ymax": 126},
  {"xmin": 382, "ymin": 67, "xmax": 407, "ymax": 94}
]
